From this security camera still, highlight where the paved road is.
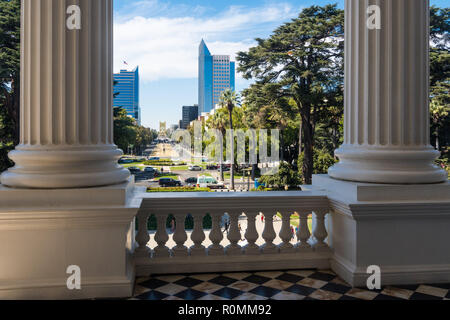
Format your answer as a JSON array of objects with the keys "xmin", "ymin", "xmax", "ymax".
[{"xmin": 135, "ymin": 142, "xmax": 256, "ymax": 190}]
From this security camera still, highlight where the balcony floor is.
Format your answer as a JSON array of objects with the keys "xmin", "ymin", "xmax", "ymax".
[{"xmin": 131, "ymin": 269, "xmax": 450, "ymax": 300}]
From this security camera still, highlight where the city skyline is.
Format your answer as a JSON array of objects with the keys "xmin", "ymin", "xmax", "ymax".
[
  {"xmin": 113, "ymin": 67, "xmax": 141, "ymax": 125},
  {"xmin": 198, "ymin": 40, "xmax": 236, "ymax": 114},
  {"xmin": 113, "ymin": 0, "xmax": 449, "ymax": 130}
]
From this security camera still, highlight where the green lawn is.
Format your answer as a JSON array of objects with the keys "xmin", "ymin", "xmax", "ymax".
[
  {"xmin": 224, "ymin": 173, "xmax": 244, "ymax": 179},
  {"xmin": 171, "ymin": 166, "xmax": 189, "ymax": 171},
  {"xmin": 152, "ymin": 174, "xmax": 179, "ymax": 181},
  {"xmin": 276, "ymin": 213, "xmax": 313, "ymax": 230},
  {"xmin": 120, "ymin": 161, "xmax": 146, "ymax": 169}
]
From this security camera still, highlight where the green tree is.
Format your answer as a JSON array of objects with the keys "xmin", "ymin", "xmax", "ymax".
[
  {"xmin": 218, "ymin": 89, "xmax": 240, "ymax": 190},
  {"xmin": 258, "ymin": 162, "xmax": 301, "ymax": 190},
  {"xmin": 207, "ymin": 108, "xmax": 228, "ymax": 181},
  {"xmin": 0, "ymin": 0, "xmax": 20, "ymax": 172},
  {"xmin": 113, "ymin": 107, "xmax": 138, "ymax": 154},
  {"xmin": 429, "ymin": 7, "xmax": 449, "ymax": 154},
  {"xmin": 430, "ymin": 99, "xmax": 449, "ymax": 151},
  {"xmin": 237, "ymin": 5, "xmax": 344, "ymax": 184}
]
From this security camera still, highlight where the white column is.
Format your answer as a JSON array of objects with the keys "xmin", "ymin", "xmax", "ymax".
[
  {"xmin": 0, "ymin": 0, "xmax": 129, "ymax": 188},
  {"xmin": 329, "ymin": 0, "xmax": 447, "ymax": 184}
]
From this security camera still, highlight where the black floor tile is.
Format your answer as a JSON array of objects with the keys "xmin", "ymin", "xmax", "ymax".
[
  {"xmin": 373, "ymin": 294, "xmax": 405, "ymax": 300},
  {"xmin": 135, "ymin": 290, "xmax": 169, "ymax": 300},
  {"xmin": 409, "ymin": 292, "xmax": 442, "ymax": 300},
  {"xmin": 175, "ymin": 288, "xmax": 208, "ymax": 300},
  {"xmin": 249, "ymin": 286, "xmax": 281, "ymax": 298},
  {"xmin": 174, "ymin": 277, "xmax": 204, "ymax": 288},
  {"xmin": 308, "ymin": 272, "xmax": 336, "ymax": 282},
  {"xmin": 213, "ymin": 287, "xmax": 243, "ymax": 299},
  {"xmin": 242, "ymin": 274, "xmax": 271, "ymax": 285},
  {"xmin": 209, "ymin": 275, "xmax": 238, "ymax": 286},
  {"xmin": 139, "ymin": 278, "xmax": 169, "ymax": 290},
  {"xmin": 426, "ymin": 283, "xmax": 450, "ymax": 290},
  {"xmin": 285, "ymin": 284, "xmax": 316, "ymax": 296},
  {"xmin": 393, "ymin": 284, "xmax": 420, "ymax": 291},
  {"xmin": 339, "ymin": 295, "xmax": 363, "ymax": 300},
  {"xmin": 321, "ymin": 282, "xmax": 352, "ymax": 295},
  {"xmin": 276, "ymin": 273, "xmax": 304, "ymax": 283}
]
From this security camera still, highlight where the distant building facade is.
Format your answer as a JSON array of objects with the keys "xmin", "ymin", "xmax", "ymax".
[
  {"xmin": 113, "ymin": 67, "xmax": 141, "ymax": 125},
  {"xmin": 181, "ymin": 105, "xmax": 199, "ymax": 129},
  {"xmin": 198, "ymin": 40, "xmax": 235, "ymax": 114}
]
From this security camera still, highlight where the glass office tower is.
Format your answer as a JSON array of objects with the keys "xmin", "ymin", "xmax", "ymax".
[
  {"xmin": 198, "ymin": 40, "xmax": 236, "ymax": 114},
  {"xmin": 113, "ymin": 67, "xmax": 141, "ymax": 125}
]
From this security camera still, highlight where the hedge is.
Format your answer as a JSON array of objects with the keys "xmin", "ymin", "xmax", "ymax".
[{"xmin": 137, "ymin": 213, "xmax": 213, "ymax": 231}]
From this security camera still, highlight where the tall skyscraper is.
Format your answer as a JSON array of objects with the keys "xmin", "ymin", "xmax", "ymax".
[
  {"xmin": 198, "ymin": 40, "xmax": 236, "ymax": 114},
  {"xmin": 113, "ymin": 66, "xmax": 141, "ymax": 125},
  {"xmin": 181, "ymin": 105, "xmax": 199, "ymax": 129}
]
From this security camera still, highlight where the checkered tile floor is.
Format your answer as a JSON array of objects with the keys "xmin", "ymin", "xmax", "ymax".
[{"xmin": 132, "ymin": 269, "xmax": 450, "ymax": 300}]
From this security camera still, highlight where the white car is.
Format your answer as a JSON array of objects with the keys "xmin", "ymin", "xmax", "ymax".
[
  {"xmin": 188, "ymin": 165, "xmax": 202, "ymax": 171},
  {"xmin": 197, "ymin": 176, "xmax": 225, "ymax": 189}
]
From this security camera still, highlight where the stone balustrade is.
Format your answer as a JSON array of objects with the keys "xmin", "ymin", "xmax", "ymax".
[{"xmin": 133, "ymin": 191, "xmax": 331, "ymax": 276}]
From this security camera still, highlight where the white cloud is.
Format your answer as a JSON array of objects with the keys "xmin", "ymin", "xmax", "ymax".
[{"xmin": 113, "ymin": 2, "xmax": 298, "ymax": 82}]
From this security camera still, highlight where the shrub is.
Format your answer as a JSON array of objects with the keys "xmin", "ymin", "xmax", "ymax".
[
  {"xmin": 258, "ymin": 162, "xmax": 301, "ymax": 189},
  {"xmin": 298, "ymin": 148, "xmax": 337, "ymax": 175},
  {"xmin": 141, "ymin": 213, "xmax": 212, "ymax": 231}
]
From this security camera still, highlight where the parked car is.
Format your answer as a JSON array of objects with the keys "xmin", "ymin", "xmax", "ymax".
[
  {"xmin": 206, "ymin": 164, "xmax": 218, "ymax": 170},
  {"xmin": 197, "ymin": 176, "xmax": 225, "ymax": 189},
  {"xmin": 148, "ymin": 157, "xmax": 160, "ymax": 161},
  {"xmin": 184, "ymin": 177, "xmax": 198, "ymax": 186},
  {"xmin": 144, "ymin": 166, "xmax": 156, "ymax": 173},
  {"xmin": 128, "ymin": 166, "xmax": 141, "ymax": 174},
  {"xmin": 188, "ymin": 165, "xmax": 202, "ymax": 171},
  {"xmin": 119, "ymin": 158, "xmax": 133, "ymax": 164},
  {"xmin": 217, "ymin": 165, "xmax": 230, "ymax": 172},
  {"xmin": 159, "ymin": 178, "xmax": 182, "ymax": 187}
]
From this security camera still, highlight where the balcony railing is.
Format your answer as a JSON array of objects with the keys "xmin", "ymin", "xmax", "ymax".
[{"xmin": 134, "ymin": 191, "xmax": 332, "ymax": 276}]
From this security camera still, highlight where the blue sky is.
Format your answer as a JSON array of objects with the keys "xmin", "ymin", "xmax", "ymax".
[{"xmin": 113, "ymin": 0, "xmax": 448, "ymax": 129}]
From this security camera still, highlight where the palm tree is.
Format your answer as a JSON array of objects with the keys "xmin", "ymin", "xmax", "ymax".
[
  {"xmin": 219, "ymin": 89, "xmax": 240, "ymax": 190},
  {"xmin": 209, "ymin": 109, "xmax": 228, "ymax": 181}
]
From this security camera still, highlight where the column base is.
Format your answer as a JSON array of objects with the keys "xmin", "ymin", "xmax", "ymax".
[
  {"xmin": 329, "ymin": 145, "xmax": 447, "ymax": 184},
  {"xmin": 1, "ymin": 145, "xmax": 130, "ymax": 189},
  {"xmin": 313, "ymin": 174, "xmax": 450, "ymax": 287},
  {"xmin": 0, "ymin": 177, "xmax": 144, "ymax": 299}
]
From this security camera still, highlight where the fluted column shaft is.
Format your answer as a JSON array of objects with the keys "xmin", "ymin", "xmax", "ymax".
[
  {"xmin": 1, "ymin": 0, "xmax": 129, "ymax": 188},
  {"xmin": 329, "ymin": 0, "xmax": 446, "ymax": 184}
]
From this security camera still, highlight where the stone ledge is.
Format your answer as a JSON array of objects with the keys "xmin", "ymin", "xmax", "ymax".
[
  {"xmin": 0, "ymin": 176, "xmax": 141, "ymax": 209},
  {"xmin": 313, "ymin": 174, "xmax": 450, "ymax": 202}
]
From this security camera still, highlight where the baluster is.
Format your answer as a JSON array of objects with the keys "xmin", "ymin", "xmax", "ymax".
[
  {"xmin": 208, "ymin": 212, "xmax": 224, "ymax": 255},
  {"xmin": 243, "ymin": 212, "xmax": 260, "ymax": 255},
  {"xmin": 154, "ymin": 213, "xmax": 170, "ymax": 257},
  {"xmin": 226, "ymin": 212, "xmax": 243, "ymax": 255},
  {"xmin": 172, "ymin": 213, "xmax": 188, "ymax": 256},
  {"xmin": 190, "ymin": 212, "xmax": 206, "ymax": 256},
  {"xmin": 296, "ymin": 211, "xmax": 312, "ymax": 251},
  {"xmin": 135, "ymin": 210, "xmax": 151, "ymax": 258},
  {"xmin": 261, "ymin": 213, "xmax": 278, "ymax": 254},
  {"xmin": 278, "ymin": 212, "xmax": 295, "ymax": 253},
  {"xmin": 313, "ymin": 209, "xmax": 329, "ymax": 251}
]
